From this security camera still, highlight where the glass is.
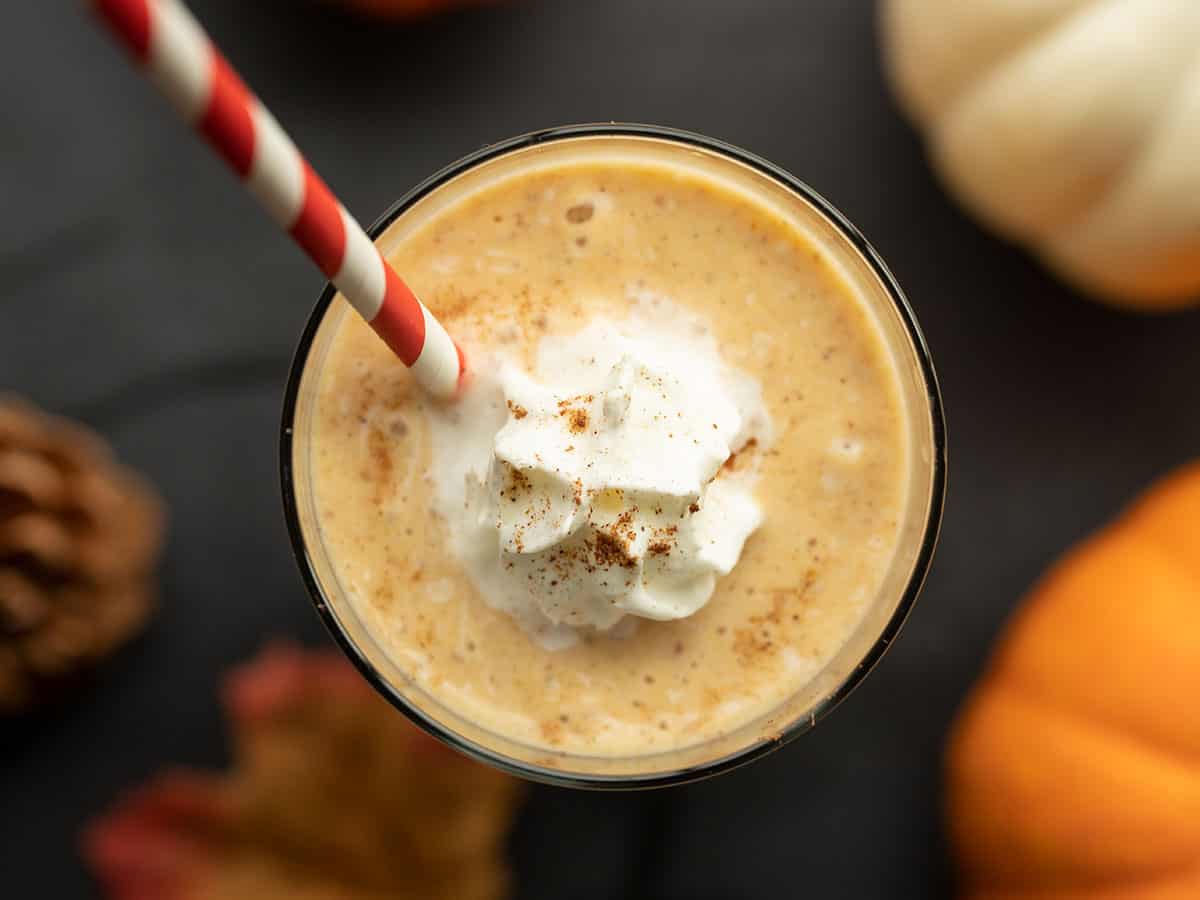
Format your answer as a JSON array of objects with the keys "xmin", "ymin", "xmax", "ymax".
[{"xmin": 281, "ymin": 124, "xmax": 946, "ymax": 788}]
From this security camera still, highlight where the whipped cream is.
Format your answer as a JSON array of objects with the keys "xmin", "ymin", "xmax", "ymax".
[{"xmin": 428, "ymin": 297, "xmax": 771, "ymax": 649}]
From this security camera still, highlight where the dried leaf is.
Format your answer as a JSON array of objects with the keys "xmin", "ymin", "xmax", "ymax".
[{"xmin": 84, "ymin": 643, "xmax": 521, "ymax": 900}]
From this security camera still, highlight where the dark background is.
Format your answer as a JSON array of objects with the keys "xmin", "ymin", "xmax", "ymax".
[{"xmin": 4, "ymin": 0, "xmax": 1199, "ymax": 897}]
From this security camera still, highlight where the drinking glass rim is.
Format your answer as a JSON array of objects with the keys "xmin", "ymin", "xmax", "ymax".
[{"xmin": 279, "ymin": 123, "xmax": 947, "ymax": 790}]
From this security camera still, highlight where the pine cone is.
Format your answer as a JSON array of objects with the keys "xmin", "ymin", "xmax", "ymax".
[{"xmin": 0, "ymin": 396, "xmax": 164, "ymax": 712}]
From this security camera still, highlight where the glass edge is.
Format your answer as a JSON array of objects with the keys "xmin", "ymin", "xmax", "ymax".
[{"xmin": 279, "ymin": 122, "xmax": 949, "ymax": 791}]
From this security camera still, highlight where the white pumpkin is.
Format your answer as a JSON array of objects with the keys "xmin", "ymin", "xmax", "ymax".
[{"xmin": 880, "ymin": 0, "xmax": 1200, "ymax": 309}]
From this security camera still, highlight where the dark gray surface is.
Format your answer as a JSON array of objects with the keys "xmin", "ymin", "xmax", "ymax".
[{"xmin": 4, "ymin": 1, "xmax": 1199, "ymax": 897}]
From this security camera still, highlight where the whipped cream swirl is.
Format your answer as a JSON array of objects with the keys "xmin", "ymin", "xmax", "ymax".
[{"xmin": 428, "ymin": 300, "xmax": 770, "ymax": 648}]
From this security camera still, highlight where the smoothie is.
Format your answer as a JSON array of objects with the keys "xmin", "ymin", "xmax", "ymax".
[{"xmin": 295, "ymin": 135, "xmax": 932, "ymax": 769}]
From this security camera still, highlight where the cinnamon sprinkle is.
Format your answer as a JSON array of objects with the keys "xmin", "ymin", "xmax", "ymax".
[
  {"xmin": 565, "ymin": 409, "xmax": 589, "ymax": 434},
  {"xmin": 593, "ymin": 530, "xmax": 637, "ymax": 569},
  {"xmin": 722, "ymin": 437, "xmax": 759, "ymax": 473}
]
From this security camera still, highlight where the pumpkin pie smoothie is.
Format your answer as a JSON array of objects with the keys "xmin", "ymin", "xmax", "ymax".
[{"xmin": 291, "ymin": 133, "xmax": 938, "ymax": 772}]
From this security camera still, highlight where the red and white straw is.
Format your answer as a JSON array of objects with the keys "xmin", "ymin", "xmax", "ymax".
[{"xmin": 93, "ymin": 0, "xmax": 466, "ymax": 399}]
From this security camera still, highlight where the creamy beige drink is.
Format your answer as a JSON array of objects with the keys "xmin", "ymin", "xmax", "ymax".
[{"xmin": 288, "ymin": 132, "xmax": 941, "ymax": 779}]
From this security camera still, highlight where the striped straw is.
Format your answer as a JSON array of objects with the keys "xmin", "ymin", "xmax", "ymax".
[{"xmin": 93, "ymin": 0, "xmax": 466, "ymax": 399}]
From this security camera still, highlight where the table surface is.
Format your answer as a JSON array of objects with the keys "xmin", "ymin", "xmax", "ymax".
[{"xmin": 5, "ymin": 1, "xmax": 1199, "ymax": 897}]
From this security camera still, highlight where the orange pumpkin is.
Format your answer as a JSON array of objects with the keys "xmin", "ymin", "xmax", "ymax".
[{"xmin": 946, "ymin": 462, "xmax": 1200, "ymax": 899}]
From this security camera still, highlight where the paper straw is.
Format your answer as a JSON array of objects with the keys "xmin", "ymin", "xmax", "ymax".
[{"xmin": 93, "ymin": 0, "xmax": 466, "ymax": 399}]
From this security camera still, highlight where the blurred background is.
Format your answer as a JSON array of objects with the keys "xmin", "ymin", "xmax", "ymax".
[{"xmin": 4, "ymin": 0, "xmax": 1200, "ymax": 897}]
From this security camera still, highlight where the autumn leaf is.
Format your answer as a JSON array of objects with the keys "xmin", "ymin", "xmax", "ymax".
[{"xmin": 83, "ymin": 643, "xmax": 521, "ymax": 900}]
